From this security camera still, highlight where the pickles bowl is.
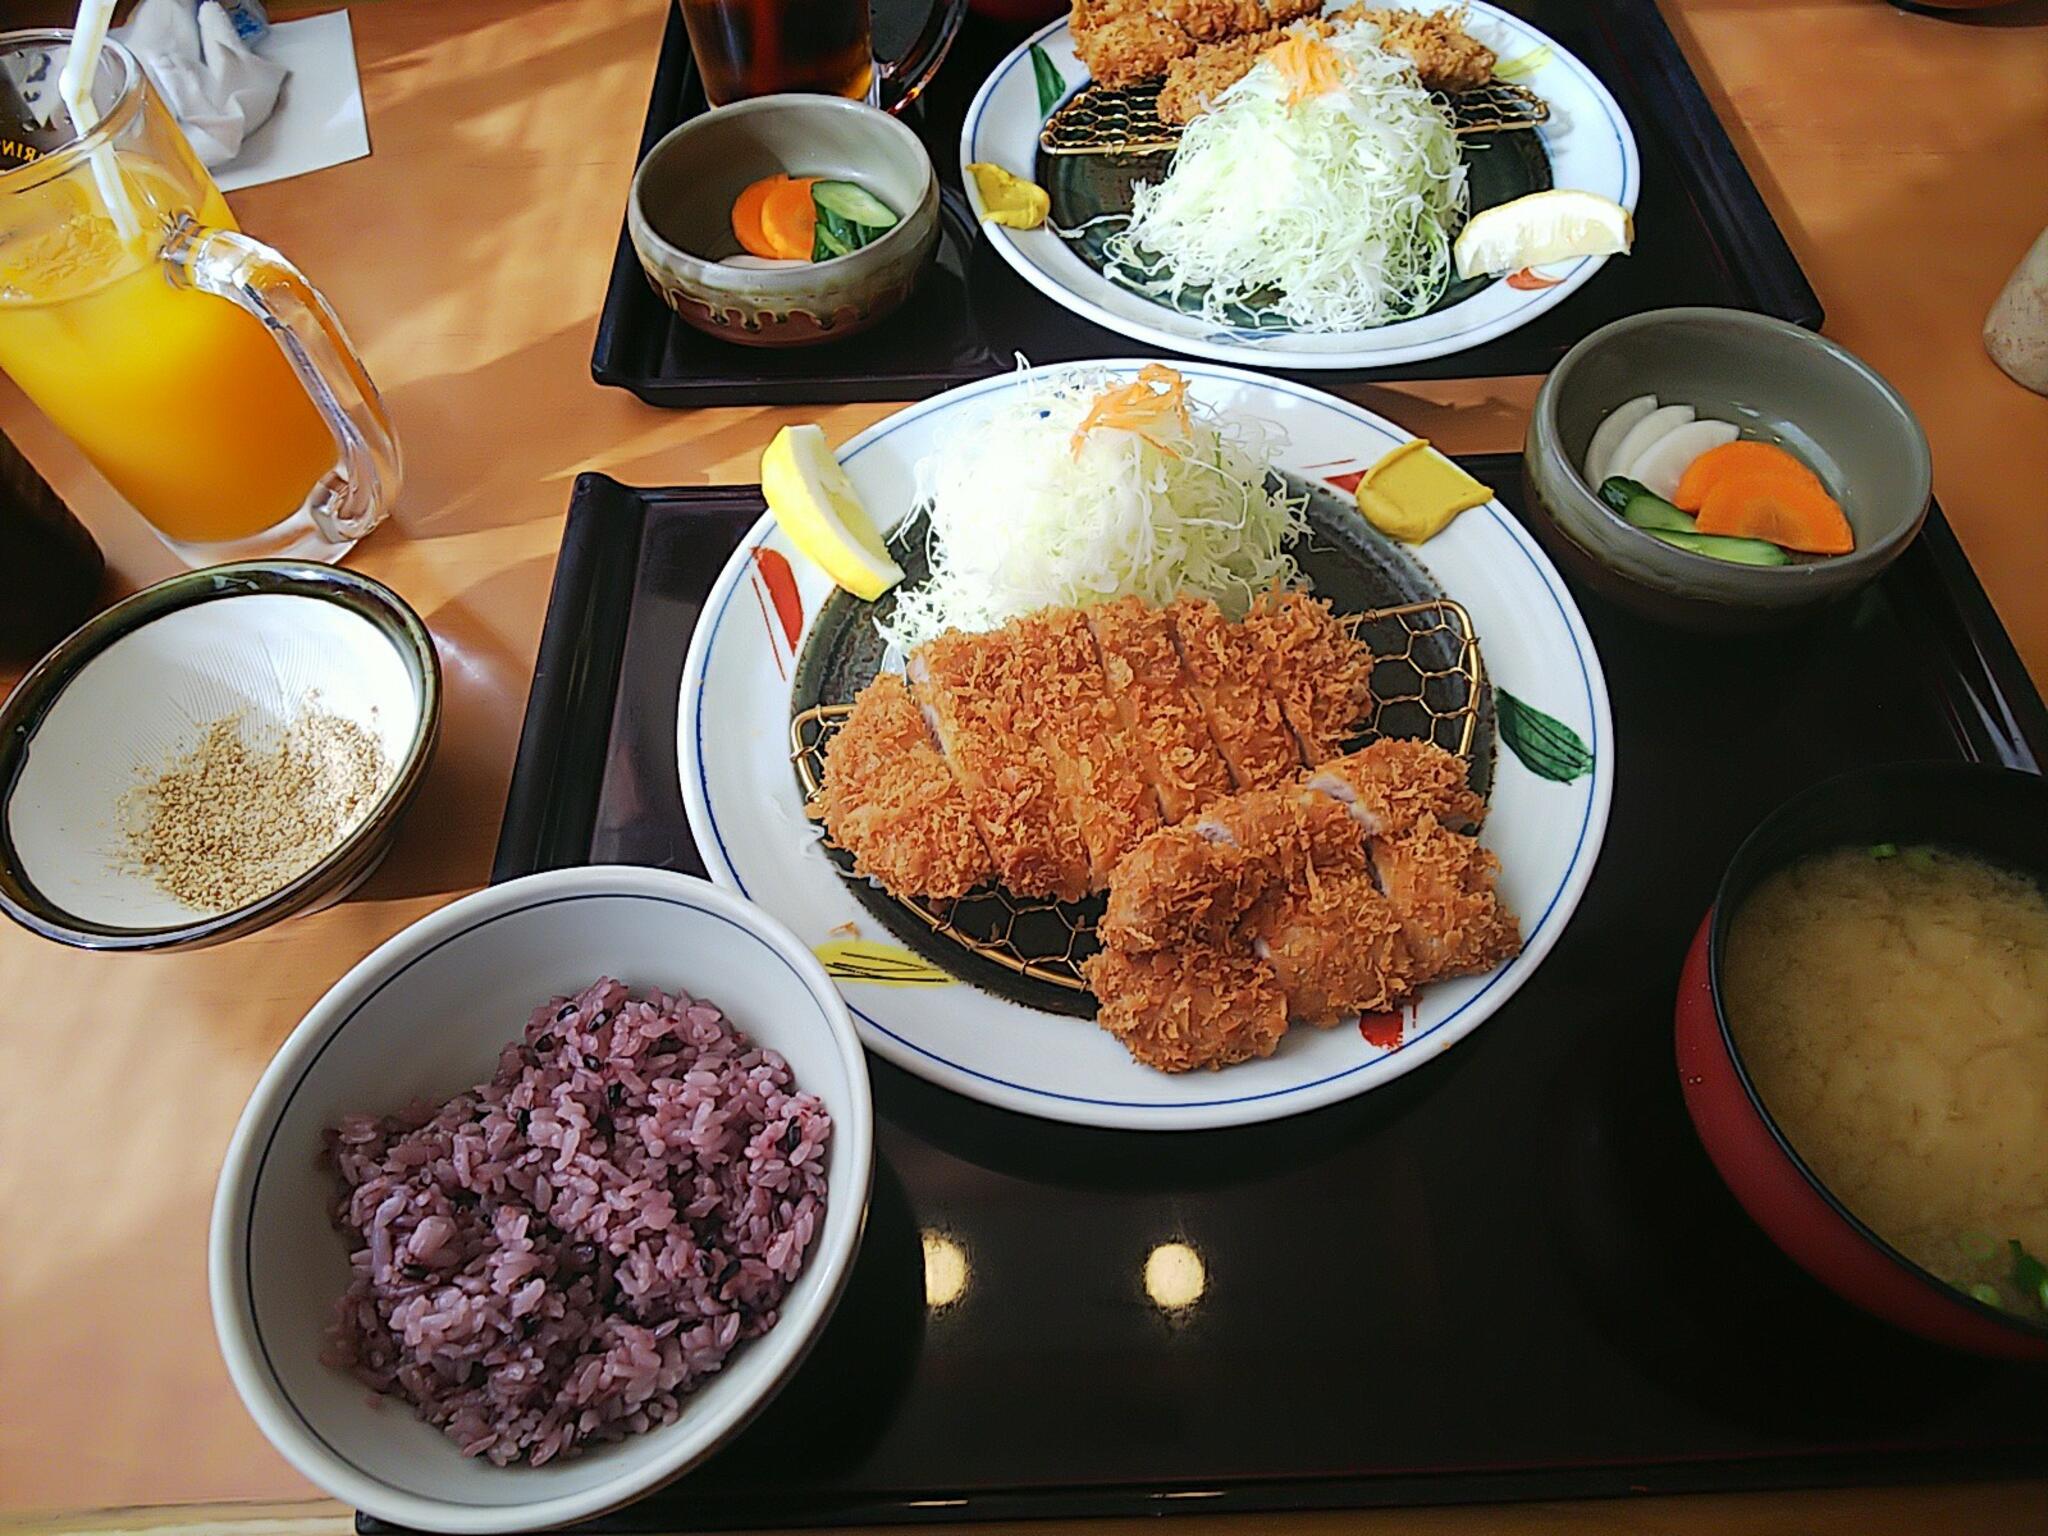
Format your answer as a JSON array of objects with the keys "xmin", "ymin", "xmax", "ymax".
[
  {"xmin": 628, "ymin": 94, "xmax": 940, "ymax": 348},
  {"xmin": 1523, "ymin": 308, "xmax": 1931, "ymax": 633}
]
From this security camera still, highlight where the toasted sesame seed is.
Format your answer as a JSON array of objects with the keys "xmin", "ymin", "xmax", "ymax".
[{"xmin": 116, "ymin": 707, "xmax": 393, "ymax": 914}]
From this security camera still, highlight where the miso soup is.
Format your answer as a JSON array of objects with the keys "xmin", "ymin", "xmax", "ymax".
[{"xmin": 1724, "ymin": 844, "xmax": 2048, "ymax": 1317}]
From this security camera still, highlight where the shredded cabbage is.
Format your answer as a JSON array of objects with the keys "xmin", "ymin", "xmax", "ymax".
[
  {"xmin": 875, "ymin": 364, "xmax": 1307, "ymax": 654},
  {"xmin": 1107, "ymin": 23, "xmax": 1468, "ymax": 332}
]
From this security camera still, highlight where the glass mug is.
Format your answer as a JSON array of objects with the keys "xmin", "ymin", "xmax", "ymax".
[
  {"xmin": 677, "ymin": 0, "xmax": 968, "ymax": 111},
  {"xmin": 0, "ymin": 30, "xmax": 398, "ymax": 564}
]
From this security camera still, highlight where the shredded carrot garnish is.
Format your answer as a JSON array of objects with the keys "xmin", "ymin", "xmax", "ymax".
[
  {"xmin": 1268, "ymin": 31, "xmax": 1348, "ymax": 108},
  {"xmin": 1070, "ymin": 364, "xmax": 1193, "ymax": 457}
]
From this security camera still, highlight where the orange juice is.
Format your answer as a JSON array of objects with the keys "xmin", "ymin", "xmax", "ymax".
[{"xmin": 0, "ymin": 160, "xmax": 334, "ymax": 545}]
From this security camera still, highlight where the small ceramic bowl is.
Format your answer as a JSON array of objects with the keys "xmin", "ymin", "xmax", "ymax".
[
  {"xmin": 0, "ymin": 562, "xmax": 439, "ymax": 951},
  {"xmin": 1676, "ymin": 762, "xmax": 2048, "ymax": 1361},
  {"xmin": 628, "ymin": 94, "xmax": 939, "ymax": 347},
  {"xmin": 1524, "ymin": 308, "xmax": 1931, "ymax": 632},
  {"xmin": 210, "ymin": 866, "xmax": 874, "ymax": 1534}
]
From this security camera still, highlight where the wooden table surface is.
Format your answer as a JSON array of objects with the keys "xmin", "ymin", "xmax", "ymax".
[{"xmin": 3, "ymin": 0, "xmax": 2046, "ymax": 1530}]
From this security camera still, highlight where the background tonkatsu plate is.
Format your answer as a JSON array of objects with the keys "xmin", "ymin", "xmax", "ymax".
[{"xmin": 679, "ymin": 361, "xmax": 1612, "ymax": 1129}]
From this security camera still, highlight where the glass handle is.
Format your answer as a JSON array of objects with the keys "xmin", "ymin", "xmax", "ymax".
[
  {"xmin": 160, "ymin": 218, "xmax": 402, "ymax": 546},
  {"xmin": 876, "ymin": 0, "xmax": 968, "ymax": 114}
]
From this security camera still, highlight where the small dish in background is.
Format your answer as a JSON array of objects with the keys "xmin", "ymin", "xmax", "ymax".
[
  {"xmin": 0, "ymin": 561, "xmax": 439, "ymax": 951},
  {"xmin": 628, "ymin": 93, "xmax": 940, "ymax": 348},
  {"xmin": 1523, "ymin": 307, "xmax": 1931, "ymax": 631}
]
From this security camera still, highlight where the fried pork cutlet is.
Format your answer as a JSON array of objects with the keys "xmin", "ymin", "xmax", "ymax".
[
  {"xmin": 1246, "ymin": 871, "xmax": 1413, "ymax": 1025},
  {"xmin": 1085, "ymin": 941, "xmax": 1290, "ymax": 1072},
  {"xmin": 1009, "ymin": 609, "xmax": 1163, "ymax": 889},
  {"xmin": 909, "ymin": 630, "xmax": 1095, "ymax": 902},
  {"xmin": 1102, "ymin": 739, "xmax": 1474, "ymax": 951},
  {"xmin": 1085, "ymin": 596, "xmax": 1236, "ymax": 825},
  {"xmin": 1158, "ymin": 20, "xmax": 1321, "ymax": 123},
  {"xmin": 1304, "ymin": 734, "xmax": 1487, "ymax": 837},
  {"xmin": 1242, "ymin": 591, "xmax": 1376, "ymax": 765},
  {"xmin": 1156, "ymin": 5, "xmax": 1497, "ymax": 124},
  {"xmin": 1370, "ymin": 811, "xmax": 1520, "ymax": 979},
  {"xmin": 1167, "ymin": 595, "xmax": 1304, "ymax": 791},
  {"xmin": 1098, "ymin": 782, "xmax": 1361, "ymax": 950},
  {"xmin": 809, "ymin": 674, "xmax": 996, "ymax": 900},
  {"xmin": 1337, "ymin": 4, "xmax": 1497, "ymax": 94},
  {"xmin": 1071, "ymin": 0, "xmax": 1325, "ymax": 89},
  {"xmin": 1089, "ymin": 739, "xmax": 1518, "ymax": 1055}
]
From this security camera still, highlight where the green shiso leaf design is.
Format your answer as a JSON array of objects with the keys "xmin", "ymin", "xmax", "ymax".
[
  {"xmin": 1032, "ymin": 44, "xmax": 1065, "ymax": 118},
  {"xmin": 1497, "ymin": 688, "xmax": 1593, "ymax": 783}
]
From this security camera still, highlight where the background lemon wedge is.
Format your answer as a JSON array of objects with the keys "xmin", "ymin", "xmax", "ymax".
[
  {"xmin": 760, "ymin": 425, "xmax": 904, "ymax": 602},
  {"xmin": 1453, "ymin": 189, "xmax": 1633, "ymax": 280}
]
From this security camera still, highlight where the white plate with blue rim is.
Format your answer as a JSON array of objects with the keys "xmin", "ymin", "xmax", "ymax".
[
  {"xmin": 679, "ymin": 360, "xmax": 1613, "ymax": 1130},
  {"xmin": 959, "ymin": 2, "xmax": 1640, "ymax": 370}
]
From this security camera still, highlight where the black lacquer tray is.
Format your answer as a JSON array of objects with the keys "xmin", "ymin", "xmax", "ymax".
[
  {"xmin": 364, "ymin": 459, "xmax": 2047, "ymax": 1535},
  {"xmin": 592, "ymin": 3, "xmax": 1822, "ymax": 406}
]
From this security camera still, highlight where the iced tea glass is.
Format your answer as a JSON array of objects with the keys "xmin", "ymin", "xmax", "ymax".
[{"xmin": 677, "ymin": 0, "xmax": 966, "ymax": 111}]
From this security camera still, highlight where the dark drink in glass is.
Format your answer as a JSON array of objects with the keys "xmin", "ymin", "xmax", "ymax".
[
  {"xmin": 678, "ymin": 0, "xmax": 877, "ymax": 107},
  {"xmin": 1, "ymin": 425, "xmax": 105, "ymax": 663}
]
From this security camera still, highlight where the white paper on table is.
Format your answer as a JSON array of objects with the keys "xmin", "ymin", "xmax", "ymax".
[{"xmin": 113, "ymin": 8, "xmax": 371, "ymax": 191}]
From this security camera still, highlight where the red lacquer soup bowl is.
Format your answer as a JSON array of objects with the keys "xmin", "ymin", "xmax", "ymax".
[{"xmin": 1677, "ymin": 761, "xmax": 2048, "ymax": 1361}]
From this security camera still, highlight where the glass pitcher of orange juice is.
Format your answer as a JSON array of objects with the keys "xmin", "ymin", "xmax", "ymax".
[{"xmin": 0, "ymin": 29, "xmax": 397, "ymax": 563}]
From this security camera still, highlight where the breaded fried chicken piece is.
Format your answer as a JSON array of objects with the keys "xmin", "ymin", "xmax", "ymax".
[
  {"xmin": 809, "ymin": 674, "xmax": 996, "ymax": 900},
  {"xmin": 1246, "ymin": 871, "xmax": 1413, "ymax": 1024},
  {"xmin": 1335, "ymin": 4, "xmax": 1497, "ymax": 93},
  {"xmin": 1167, "ymin": 595, "xmax": 1304, "ymax": 791},
  {"xmin": 1157, "ymin": 5, "xmax": 1497, "ymax": 124},
  {"xmin": 1242, "ymin": 591, "xmax": 1376, "ymax": 765},
  {"xmin": 1085, "ymin": 941, "xmax": 1290, "ymax": 1071},
  {"xmin": 1010, "ymin": 609, "xmax": 1163, "ymax": 889},
  {"xmin": 1071, "ymin": 0, "xmax": 1325, "ymax": 89},
  {"xmin": 1304, "ymin": 735, "xmax": 1488, "ymax": 837},
  {"xmin": 1370, "ymin": 811, "xmax": 1521, "ymax": 979},
  {"xmin": 1085, "ymin": 596, "xmax": 1236, "ymax": 825},
  {"xmin": 910, "ymin": 631, "xmax": 1094, "ymax": 901}
]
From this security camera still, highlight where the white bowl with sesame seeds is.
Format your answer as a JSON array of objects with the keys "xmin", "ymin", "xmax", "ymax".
[{"xmin": 0, "ymin": 561, "xmax": 441, "ymax": 950}]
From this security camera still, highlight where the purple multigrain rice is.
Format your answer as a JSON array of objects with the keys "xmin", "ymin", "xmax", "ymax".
[{"xmin": 321, "ymin": 977, "xmax": 831, "ymax": 1466}]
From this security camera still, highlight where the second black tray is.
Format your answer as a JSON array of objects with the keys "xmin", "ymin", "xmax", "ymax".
[{"xmin": 593, "ymin": 2, "xmax": 1822, "ymax": 406}]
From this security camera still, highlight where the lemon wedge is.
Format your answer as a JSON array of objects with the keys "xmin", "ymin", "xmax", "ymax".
[
  {"xmin": 967, "ymin": 162, "xmax": 1049, "ymax": 230},
  {"xmin": 1453, "ymin": 189, "xmax": 1633, "ymax": 281},
  {"xmin": 760, "ymin": 424, "xmax": 904, "ymax": 601}
]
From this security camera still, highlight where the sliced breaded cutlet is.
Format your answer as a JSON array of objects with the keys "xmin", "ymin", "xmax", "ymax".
[
  {"xmin": 1370, "ymin": 811, "xmax": 1521, "ymax": 980},
  {"xmin": 1242, "ymin": 591, "xmax": 1377, "ymax": 765},
  {"xmin": 1157, "ymin": 6, "xmax": 1499, "ymax": 124},
  {"xmin": 1335, "ymin": 4, "xmax": 1497, "ymax": 94},
  {"xmin": 1071, "ymin": 0, "xmax": 1326, "ymax": 89},
  {"xmin": 1007, "ymin": 608, "xmax": 1163, "ymax": 889},
  {"xmin": 1084, "ymin": 595, "xmax": 1237, "ymax": 825},
  {"xmin": 1303, "ymin": 735, "xmax": 1487, "ymax": 837},
  {"xmin": 1084, "ymin": 940, "xmax": 1290, "ymax": 1072},
  {"xmin": 908, "ymin": 629, "xmax": 1095, "ymax": 901},
  {"xmin": 1166, "ymin": 595, "xmax": 1304, "ymax": 792},
  {"xmin": 808, "ymin": 673, "xmax": 996, "ymax": 900},
  {"xmin": 1101, "ymin": 779, "xmax": 1365, "ymax": 952},
  {"xmin": 1245, "ymin": 872, "xmax": 1413, "ymax": 1025}
]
